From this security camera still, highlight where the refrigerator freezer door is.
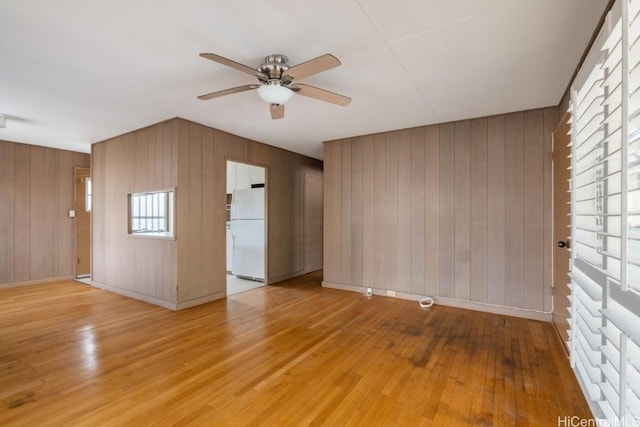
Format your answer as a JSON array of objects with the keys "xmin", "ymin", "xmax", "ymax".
[
  {"xmin": 231, "ymin": 188, "xmax": 264, "ymax": 220},
  {"xmin": 231, "ymin": 219, "xmax": 265, "ymax": 281}
]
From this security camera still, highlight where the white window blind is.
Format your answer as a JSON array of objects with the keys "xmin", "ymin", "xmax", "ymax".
[{"xmin": 569, "ymin": 0, "xmax": 640, "ymax": 422}]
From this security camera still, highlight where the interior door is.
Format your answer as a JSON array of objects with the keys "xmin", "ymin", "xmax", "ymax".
[
  {"xmin": 552, "ymin": 113, "xmax": 571, "ymax": 349},
  {"xmin": 75, "ymin": 167, "xmax": 91, "ymax": 277}
]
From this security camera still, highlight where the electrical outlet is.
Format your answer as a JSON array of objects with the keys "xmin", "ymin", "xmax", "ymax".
[
  {"xmin": 364, "ymin": 287, "xmax": 372, "ymax": 297},
  {"xmin": 387, "ymin": 290, "xmax": 396, "ymax": 297}
]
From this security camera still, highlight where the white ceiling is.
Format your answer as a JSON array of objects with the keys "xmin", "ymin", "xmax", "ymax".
[{"xmin": 0, "ymin": 0, "xmax": 607, "ymax": 159}]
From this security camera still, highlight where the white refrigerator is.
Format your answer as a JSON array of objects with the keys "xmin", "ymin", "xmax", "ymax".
[{"xmin": 230, "ymin": 187, "xmax": 265, "ymax": 281}]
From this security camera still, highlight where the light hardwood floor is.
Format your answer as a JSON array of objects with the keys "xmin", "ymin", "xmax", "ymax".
[{"xmin": 1, "ymin": 271, "xmax": 591, "ymax": 426}]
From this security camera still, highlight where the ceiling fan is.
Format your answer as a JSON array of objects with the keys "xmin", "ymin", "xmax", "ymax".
[{"xmin": 197, "ymin": 53, "xmax": 351, "ymax": 120}]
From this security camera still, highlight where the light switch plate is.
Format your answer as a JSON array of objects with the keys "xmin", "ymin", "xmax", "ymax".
[{"xmin": 69, "ymin": 209, "xmax": 76, "ymax": 218}]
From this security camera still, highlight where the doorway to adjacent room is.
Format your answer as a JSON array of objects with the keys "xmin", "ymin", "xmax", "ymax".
[
  {"xmin": 74, "ymin": 167, "xmax": 91, "ymax": 278},
  {"xmin": 226, "ymin": 160, "xmax": 267, "ymax": 296}
]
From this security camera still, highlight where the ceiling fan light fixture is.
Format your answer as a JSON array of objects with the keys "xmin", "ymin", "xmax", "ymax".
[{"xmin": 257, "ymin": 81, "xmax": 293, "ymax": 105}]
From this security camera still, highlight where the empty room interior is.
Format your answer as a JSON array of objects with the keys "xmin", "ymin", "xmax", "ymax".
[{"xmin": 2, "ymin": 0, "xmax": 640, "ymax": 425}]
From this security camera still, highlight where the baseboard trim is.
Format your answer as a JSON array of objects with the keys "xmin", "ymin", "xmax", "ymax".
[
  {"xmin": 322, "ymin": 281, "xmax": 553, "ymax": 322},
  {"xmin": 86, "ymin": 279, "xmax": 178, "ymax": 310},
  {"xmin": 0, "ymin": 275, "xmax": 74, "ymax": 290},
  {"xmin": 268, "ymin": 270, "xmax": 305, "ymax": 285},
  {"xmin": 81, "ymin": 279, "xmax": 226, "ymax": 311},
  {"xmin": 552, "ymin": 318, "xmax": 570, "ymax": 359},
  {"xmin": 176, "ymin": 291, "xmax": 226, "ymax": 310}
]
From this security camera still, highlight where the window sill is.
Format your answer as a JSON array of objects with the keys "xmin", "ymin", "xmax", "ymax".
[{"xmin": 128, "ymin": 232, "xmax": 175, "ymax": 240}]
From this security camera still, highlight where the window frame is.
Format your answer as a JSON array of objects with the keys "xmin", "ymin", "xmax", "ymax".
[{"xmin": 127, "ymin": 188, "xmax": 176, "ymax": 239}]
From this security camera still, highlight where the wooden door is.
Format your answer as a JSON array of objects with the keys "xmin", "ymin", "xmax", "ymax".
[
  {"xmin": 552, "ymin": 113, "xmax": 571, "ymax": 349},
  {"xmin": 75, "ymin": 167, "xmax": 91, "ymax": 277},
  {"xmin": 303, "ymin": 174, "xmax": 323, "ymax": 273}
]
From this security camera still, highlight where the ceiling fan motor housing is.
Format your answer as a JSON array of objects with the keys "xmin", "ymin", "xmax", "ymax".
[{"xmin": 258, "ymin": 54, "xmax": 290, "ymax": 82}]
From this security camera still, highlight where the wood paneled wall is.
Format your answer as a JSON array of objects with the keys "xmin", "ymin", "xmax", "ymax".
[
  {"xmin": 323, "ymin": 107, "xmax": 558, "ymax": 318},
  {"xmin": 92, "ymin": 118, "xmax": 323, "ymax": 309},
  {"xmin": 92, "ymin": 121, "xmax": 178, "ymax": 307},
  {"xmin": 0, "ymin": 140, "xmax": 90, "ymax": 288}
]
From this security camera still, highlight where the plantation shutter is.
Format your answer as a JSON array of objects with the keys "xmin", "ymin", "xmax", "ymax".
[{"xmin": 568, "ymin": 0, "xmax": 640, "ymax": 421}]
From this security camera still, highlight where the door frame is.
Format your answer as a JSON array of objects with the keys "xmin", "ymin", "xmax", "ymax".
[{"xmin": 551, "ymin": 112, "xmax": 572, "ymax": 353}]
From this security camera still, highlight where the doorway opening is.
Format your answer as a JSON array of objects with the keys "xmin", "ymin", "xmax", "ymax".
[
  {"xmin": 303, "ymin": 174, "xmax": 323, "ymax": 274},
  {"xmin": 226, "ymin": 160, "xmax": 267, "ymax": 296},
  {"xmin": 74, "ymin": 167, "xmax": 91, "ymax": 279}
]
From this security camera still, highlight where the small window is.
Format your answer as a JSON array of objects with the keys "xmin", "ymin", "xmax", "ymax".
[
  {"xmin": 128, "ymin": 189, "xmax": 174, "ymax": 238},
  {"xmin": 85, "ymin": 177, "xmax": 92, "ymax": 212}
]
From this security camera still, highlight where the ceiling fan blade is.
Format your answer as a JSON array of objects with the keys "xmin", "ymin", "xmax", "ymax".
[
  {"xmin": 200, "ymin": 53, "xmax": 267, "ymax": 80},
  {"xmin": 270, "ymin": 103, "xmax": 284, "ymax": 120},
  {"xmin": 197, "ymin": 85, "xmax": 259, "ymax": 100},
  {"xmin": 284, "ymin": 54, "xmax": 341, "ymax": 81},
  {"xmin": 290, "ymin": 83, "xmax": 351, "ymax": 106}
]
